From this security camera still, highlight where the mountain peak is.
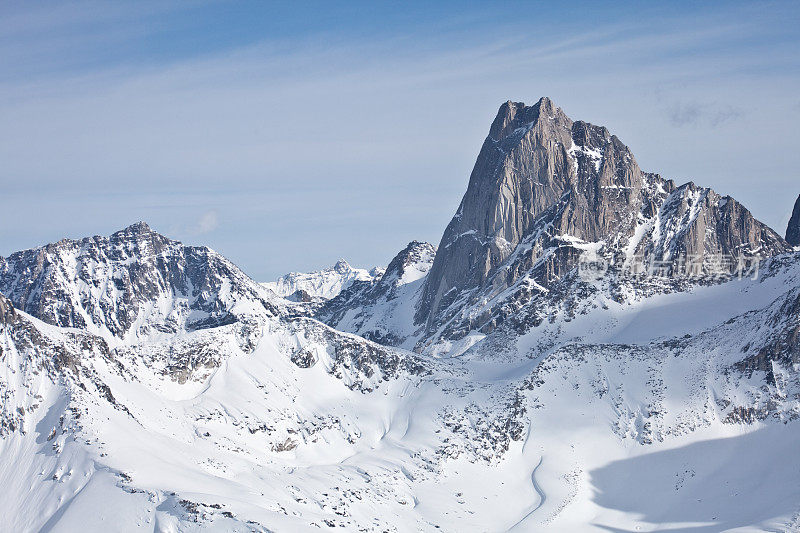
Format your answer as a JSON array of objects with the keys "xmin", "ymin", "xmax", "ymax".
[
  {"xmin": 123, "ymin": 221, "xmax": 152, "ymax": 233},
  {"xmin": 0, "ymin": 224, "xmax": 272, "ymax": 338},
  {"xmin": 333, "ymin": 258, "xmax": 351, "ymax": 273},
  {"xmin": 415, "ymin": 97, "xmax": 789, "ymax": 340},
  {"xmin": 488, "ymin": 97, "xmax": 562, "ymax": 142},
  {"xmin": 109, "ymin": 221, "xmax": 158, "ymax": 241},
  {"xmin": 266, "ymin": 259, "xmax": 379, "ymax": 301},
  {"xmin": 787, "ymin": 194, "xmax": 800, "ymax": 246},
  {"xmin": 381, "ymin": 241, "xmax": 436, "ymax": 285}
]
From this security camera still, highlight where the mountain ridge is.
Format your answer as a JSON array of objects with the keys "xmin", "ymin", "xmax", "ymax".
[
  {"xmin": 2, "ymin": 98, "xmax": 800, "ymax": 531},
  {"xmin": 409, "ymin": 97, "xmax": 789, "ymax": 351},
  {"xmin": 263, "ymin": 258, "xmax": 382, "ymax": 302},
  {"xmin": 299, "ymin": 98, "xmax": 789, "ymax": 355},
  {"xmin": 0, "ymin": 221, "xmax": 279, "ymax": 341}
]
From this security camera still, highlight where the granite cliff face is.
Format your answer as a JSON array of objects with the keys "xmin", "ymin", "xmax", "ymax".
[
  {"xmin": 415, "ymin": 98, "xmax": 643, "ymax": 327},
  {"xmin": 414, "ymin": 97, "xmax": 790, "ymax": 345},
  {"xmin": 787, "ymin": 194, "xmax": 800, "ymax": 247}
]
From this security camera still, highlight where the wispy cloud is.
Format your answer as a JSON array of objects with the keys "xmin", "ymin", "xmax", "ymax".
[
  {"xmin": 667, "ymin": 101, "xmax": 744, "ymax": 128},
  {"xmin": 196, "ymin": 211, "xmax": 218, "ymax": 235}
]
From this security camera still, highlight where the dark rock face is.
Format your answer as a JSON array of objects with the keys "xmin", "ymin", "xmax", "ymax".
[
  {"xmin": 291, "ymin": 348, "xmax": 318, "ymax": 368},
  {"xmin": 734, "ymin": 288, "xmax": 800, "ymax": 381},
  {"xmin": 0, "ymin": 293, "xmax": 14, "ymax": 325},
  {"xmin": 416, "ymin": 98, "xmax": 644, "ymax": 327},
  {"xmin": 787, "ymin": 195, "xmax": 800, "ymax": 247},
  {"xmin": 643, "ymin": 182, "xmax": 788, "ymax": 265},
  {"xmin": 0, "ymin": 222, "xmax": 276, "ymax": 338},
  {"xmin": 414, "ymin": 97, "xmax": 791, "ymax": 343},
  {"xmin": 288, "ymin": 289, "xmax": 315, "ymax": 303}
]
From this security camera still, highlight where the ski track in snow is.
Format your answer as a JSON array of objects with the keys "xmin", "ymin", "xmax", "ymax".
[{"xmin": 507, "ymin": 456, "xmax": 546, "ymax": 532}]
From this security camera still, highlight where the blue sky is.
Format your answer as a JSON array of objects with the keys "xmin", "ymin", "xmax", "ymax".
[{"xmin": 2, "ymin": 1, "xmax": 799, "ymax": 280}]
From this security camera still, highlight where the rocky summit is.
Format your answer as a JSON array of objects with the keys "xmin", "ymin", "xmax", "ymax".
[
  {"xmin": 413, "ymin": 98, "xmax": 789, "ymax": 347},
  {"xmin": 0, "ymin": 221, "xmax": 278, "ymax": 339},
  {"xmin": 2, "ymin": 99, "xmax": 800, "ymax": 532},
  {"xmin": 315, "ymin": 98, "xmax": 788, "ymax": 352}
]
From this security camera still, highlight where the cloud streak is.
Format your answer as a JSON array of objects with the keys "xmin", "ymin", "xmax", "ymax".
[
  {"xmin": 667, "ymin": 102, "xmax": 744, "ymax": 128},
  {"xmin": 196, "ymin": 211, "xmax": 218, "ymax": 235}
]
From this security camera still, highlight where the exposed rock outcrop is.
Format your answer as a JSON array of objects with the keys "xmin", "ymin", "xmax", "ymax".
[
  {"xmin": 0, "ymin": 293, "xmax": 15, "ymax": 326},
  {"xmin": 787, "ymin": 194, "xmax": 800, "ymax": 247}
]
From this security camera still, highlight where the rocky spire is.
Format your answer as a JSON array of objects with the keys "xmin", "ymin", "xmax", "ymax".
[
  {"xmin": 786, "ymin": 194, "xmax": 800, "ymax": 247},
  {"xmin": 333, "ymin": 259, "xmax": 351, "ymax": 274},
  {"xmin": 415, "ymin": 97, "xmax": 643, "ymax": 328},
  {"xmin": 413, "ymin": 97, "xmax": 790, "ymax": 339}
]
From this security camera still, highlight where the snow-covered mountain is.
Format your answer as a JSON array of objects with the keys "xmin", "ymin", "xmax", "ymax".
[
  {"xmin": 0, "ymin": 241, "xmax": 428, "ymax": 531},
  {"xmin": 263, "ymin": 259, "xmax": 381, "ymax": 302},
  {"xmin": 317, "ymin": 241, "xmax": 436, "ymax": 348},
  {"xmin": 2, "ymin": 98, "xmax": 800, "ymax": 532},
  {"xmin": 317, "ymin": 98, "xmax": 791, "ymax": 355},
  {"xmin": 0, "ymin": 222, "xmax": 280, "ymax": 343}
]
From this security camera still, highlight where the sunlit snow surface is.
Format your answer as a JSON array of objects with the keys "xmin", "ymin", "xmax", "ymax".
[
  {"xmin": 263, "ymin": 259, "xmax": 380, "ymax": 300},
  {"xmin": 2, "ymin": 256, "xmax": 800, "ymax": 531}
]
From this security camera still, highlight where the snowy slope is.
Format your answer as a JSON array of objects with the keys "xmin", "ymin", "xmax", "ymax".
[
  {"xmin": 318, "ymin": 241, "xmax": 436, "ymax": 349},
  {"xmin": 2, "ymin": 96, "xmax": 800, "ymax": 532},
  {"xmin": 2, "ymin": 234, "xmax": 800, "ymax": 531},
  {"xmin": 0, "ymin": 290, "xmax": 433, "ymax": 531}
]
